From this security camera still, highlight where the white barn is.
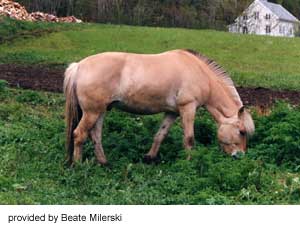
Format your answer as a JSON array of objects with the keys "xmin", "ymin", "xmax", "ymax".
[{"xmin": 229, "ymin": 0, "xmax": 300, "ymax": 37}]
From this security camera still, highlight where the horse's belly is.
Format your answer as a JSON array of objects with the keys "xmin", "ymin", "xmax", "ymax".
[
  {"xmin": 114, "ymin": 77, "xmax": 180, "ymax": 114},
  {"xmin": 108, "ymin": 100, "xmax": 176, "ymax": 115}
]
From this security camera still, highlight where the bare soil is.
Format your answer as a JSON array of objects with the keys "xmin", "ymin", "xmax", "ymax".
[{"xmin": 1, "ymin": 64, "xmax": 300, "ymax": 107}]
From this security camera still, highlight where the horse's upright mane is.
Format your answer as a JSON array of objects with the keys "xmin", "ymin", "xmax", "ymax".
[{"xmin": 183, "ymin": 49, "xmax": 242, "ymax": 107}]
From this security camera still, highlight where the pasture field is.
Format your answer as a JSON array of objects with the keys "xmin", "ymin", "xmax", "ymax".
[
  {"xmin": 1, "ymin": 17, "xmax": 300, "ymax": 90},
  {"xmin": 0, "ymin": 81, "xmax": 300, "ymax": 204},
  {"xmin": 1, "ymin": 18, "xmax": 300, "ymax": 205}
]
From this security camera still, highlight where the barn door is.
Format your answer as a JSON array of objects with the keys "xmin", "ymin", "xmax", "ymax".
[{"xmin": 243, "ymin": 26, "xmax": 248, "ymax": 34}]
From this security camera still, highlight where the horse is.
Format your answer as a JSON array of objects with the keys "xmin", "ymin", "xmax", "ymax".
[{"xmin": 64, "ymin": 49, "xmax": 255, "ymax": 165}]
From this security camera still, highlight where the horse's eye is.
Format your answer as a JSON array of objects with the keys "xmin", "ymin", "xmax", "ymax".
[{"xmin": 240, "ymin": 130, "xmax": 246, "ymax": 136}]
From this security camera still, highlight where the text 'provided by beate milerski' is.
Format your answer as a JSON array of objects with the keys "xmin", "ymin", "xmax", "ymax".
[{"xmin": 8, "ymin": 213, "xmax": 123, "ymax": 224}]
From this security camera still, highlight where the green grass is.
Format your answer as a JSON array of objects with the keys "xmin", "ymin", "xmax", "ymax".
[
  {"xmin": 1, "ymin": 83, "xmax": 300, "ymax": 204},
  {"xmin": 0, "ymin": 16, "xmax": 81, "ymax": 44},
  {"xmin": 1, "ymin": 19, "xmax": 300, "ymax": 204},
  {"xmin": 0, "ymin": 18, "xmax": 300, "ymax": 90}
]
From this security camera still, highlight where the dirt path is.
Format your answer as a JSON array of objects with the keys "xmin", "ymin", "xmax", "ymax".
[{"xmin": 1, "ymin": 64, "xmax": 300, "ymax": 107}]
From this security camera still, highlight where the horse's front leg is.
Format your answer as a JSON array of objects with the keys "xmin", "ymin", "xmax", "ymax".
[
  {"xmin": 179, "ymin": 102, "xmax": 196, "ymax": 160},
  {"xmin": 143, "ymin": 113, "xmax": 177, "ymax": 163}
]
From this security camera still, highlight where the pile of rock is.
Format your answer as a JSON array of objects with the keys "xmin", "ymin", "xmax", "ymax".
[
  {"xmin": 59, "ymin": 16, "xmax": 82, "ymax": 23},
  {"xmin": 0, "ymin": 0, "xmax": 32, "ymax": 21},
  {"xmin": 30, "ymin": 11, "xmax": 59, "ymax": 22},
  {"xmin": 0, "ymin": 0, "xmax": 82, "ymax": 23},
  {"xmin": 30, "ymin": 12, "xmax": 82, "ymax": 23}
]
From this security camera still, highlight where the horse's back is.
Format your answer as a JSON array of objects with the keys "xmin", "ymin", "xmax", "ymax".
[
  {"xmin": 74, "ymin": 50, "xmax": 211, "ymax": 113},
  {"xmin": 75, "ymin": 50, "xmax": 187, "ymax": 92}
]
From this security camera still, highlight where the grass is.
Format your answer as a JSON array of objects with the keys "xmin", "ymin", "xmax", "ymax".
[
  {"xmin": 0, "ymin": 16, "xmax": 81, "ymax": 44},
  {"xmin": 1, "ymin": 18, "xmax": 300, "ymax": 205},
  {"xmin": 0, "ymin": 17, "xmax": 300, "ymax": 90},
  {"xmin": 0, "ymin": 83, "xmax": 300, "ymax": 205}
]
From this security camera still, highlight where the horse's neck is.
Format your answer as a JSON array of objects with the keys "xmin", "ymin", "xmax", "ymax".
[{"xmin": 205, "ymin": 83, "xmax": 241, "ymax": 125}]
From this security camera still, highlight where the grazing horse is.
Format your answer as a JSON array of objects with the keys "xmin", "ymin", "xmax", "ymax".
[{"xmin": 64, "ymin": 49, "xmax": 255, "ymax": 165}]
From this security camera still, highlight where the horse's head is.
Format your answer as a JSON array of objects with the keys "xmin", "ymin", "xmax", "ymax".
[{"xmin": 217, "ymin": 107, "xmax": 255, "ymax": 158}]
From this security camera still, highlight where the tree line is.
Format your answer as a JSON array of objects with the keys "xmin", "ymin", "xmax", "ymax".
[{"xmin": 17, "ymin": 0, "xmax": 300, "ymax": 30}]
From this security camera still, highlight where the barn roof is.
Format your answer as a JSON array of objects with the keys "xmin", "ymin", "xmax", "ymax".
[{"xmin": 259, "ymin": 0, "xmax": 299, "ymax": 22}]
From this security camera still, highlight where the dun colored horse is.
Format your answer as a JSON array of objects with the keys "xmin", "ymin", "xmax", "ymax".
[{"xmin": 64, "ymin": 49, "xmax": 255, "ymax": 165}]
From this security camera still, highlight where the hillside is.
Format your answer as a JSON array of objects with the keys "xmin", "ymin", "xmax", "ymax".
[
  {"xmin": 1, "ymin": 18, "xmax": 300, "ymax": 205},
  {"xmin": 1, "ymin": 19, "xmax": 300, "ymax": 90}
]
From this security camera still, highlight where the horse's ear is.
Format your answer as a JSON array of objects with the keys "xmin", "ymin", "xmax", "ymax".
[
  {"xmin": 238, "ymin": 106, "xmax": 255, "ymax": 137},
  {"xmin": 238, "ymin": 106, "xmax": 245, "ymax": 118}
]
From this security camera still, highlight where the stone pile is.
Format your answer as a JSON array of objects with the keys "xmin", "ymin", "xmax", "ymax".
[
  {"xmin": 30, "ymin": 11, "xmax": 59, "ymax": 22},
  {"xmin": 0, "ymin": 0, "xmax": 82, "ymax": 23},
  {"xmin": 0, "ymin": 0, "xmax": 32, "ymax": 21}
]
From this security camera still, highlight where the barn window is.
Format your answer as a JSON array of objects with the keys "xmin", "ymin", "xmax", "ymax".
[
  {"xmin": 279, "ymin": 25, "xmax": 282, "ymax": 34},
  {"xmin": 266, "ymin": 14, "xmax": 271, "ymax": 20},
  {"xmin": 254, "ymin": 12, "xmax": 259, "ymax": 20},
  {"xmin": 243, "ymin": 15, "xmax": 248, "ymax": 20},
  {"xmin": 266, "ymin": 25, "xmax": 271, "ymax": 34}
]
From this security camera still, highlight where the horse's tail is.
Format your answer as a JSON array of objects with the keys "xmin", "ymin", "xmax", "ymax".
[{"xmin": 64, "ymin": 62, "xmax": 82, "ymax": 165}]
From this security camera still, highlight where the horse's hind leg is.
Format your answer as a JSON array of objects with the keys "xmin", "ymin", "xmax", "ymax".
[
  {"xmin": 73, "ymin": 111, "xmax": 100, "ymax": 163},
  {"xmin": 89, "ymin": 113, "xmax": 107, "ymax": 165},
  {"xmin": 144, "ymin": 113, "xmax": 177, "ymax": 162},
  {"xmin": 179, "ymin": 103, "xmax": 196, "ymax": 160}
]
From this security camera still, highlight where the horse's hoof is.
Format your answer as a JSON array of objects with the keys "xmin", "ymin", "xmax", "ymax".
[
  {"xmin": 64, "ymin": 159, "xmax": 73, "ymax": 168},
  {"xmin": 143, "ymin": 155, "xmax": 160, "ymax": 164},
  {"xmin": 96, "ymin": 160, "xmax": 110, "ymax": 167},
  {"xmin": 103, "ymin": 162, "xmax": 113, "ymax": 170},
  {"xmin": 67, "ymin": 160, "xmax": 81, "ymax": 168},
  {"xmin": 143, "ymin": 155, "xmax": 152, "ymax": 164}
]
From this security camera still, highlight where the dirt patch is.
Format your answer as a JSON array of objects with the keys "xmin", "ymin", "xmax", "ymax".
[
  {"xmin": 0, "ymin": 64, "xmax": 64, "ymax": 92},
  {"xmin": 237, "ymin": 87, "xmax": 300, "ymax": 107},
  {"xmin": 1, "ymin": 64, "xmax": 300, "ymax": 107}
]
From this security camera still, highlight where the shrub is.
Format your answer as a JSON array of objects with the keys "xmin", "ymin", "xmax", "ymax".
[
  {"xmin": 0, "ymin": 80, "xmax": 8, "ymax": 92},
  {"xmin": 16, "ymin": 90, "xmax": 45, "ymax": 105},
  {"xmin": 250, "ymin": 102, "xmax": 300, "ymax": 170},
  {"xmin": 295, "ymin": 25, "xmax": 300, "ymax": 37}
]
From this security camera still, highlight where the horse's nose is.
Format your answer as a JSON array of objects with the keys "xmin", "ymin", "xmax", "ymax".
[
  {"xmin": 232, "ymin": 153, "xmax": 239, "ymax": 160},
  {"xmin": 231, "ymin": 151, "xmax": 244, "ymax": 159}
]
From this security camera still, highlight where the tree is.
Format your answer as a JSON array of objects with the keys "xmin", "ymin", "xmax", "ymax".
[{"xmin": 16, "ymin": 0, "xmax": 300, "ymax": 30}]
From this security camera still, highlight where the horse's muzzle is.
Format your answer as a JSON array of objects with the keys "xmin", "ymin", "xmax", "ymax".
[{"xmin": 231, "ymin": 151, "xmax": 245, "ymax": 159}]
